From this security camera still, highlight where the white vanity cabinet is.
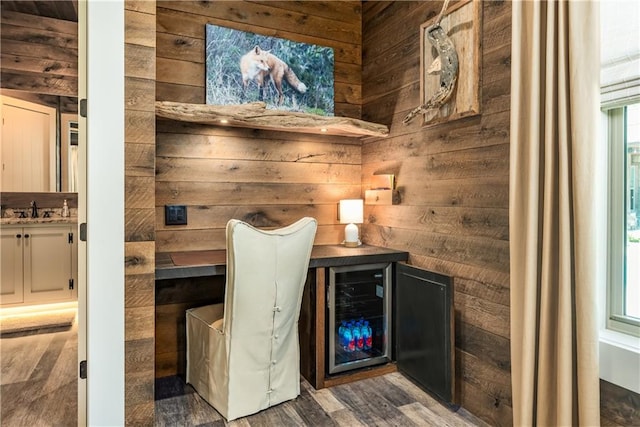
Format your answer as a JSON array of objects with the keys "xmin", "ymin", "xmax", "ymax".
[
  {"xmin": 1, "ymin": 227, "xmax": 24, "ymax": 304},
  {"xmin": 1, "ymin": 223, "xmax": 77, "ymax": 306}
]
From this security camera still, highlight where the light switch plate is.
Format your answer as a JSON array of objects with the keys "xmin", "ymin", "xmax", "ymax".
[{"xmin": 165, "ymin": 205, "xmax": 187, "ymax": 225}]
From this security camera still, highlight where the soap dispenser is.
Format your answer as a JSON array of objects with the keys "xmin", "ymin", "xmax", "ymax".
[{"xmin": 62, "ymin": 199, "xmax": 69, "ymax": 217}]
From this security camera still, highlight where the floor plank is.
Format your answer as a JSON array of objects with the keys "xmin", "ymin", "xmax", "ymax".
[
  {"xmin": 0, "ymin": 331, "xmax": 56, "ymax": 384},
  {"xmin": 0, "ymin": 324, "xmax": 77, "ymax": 427},
  {"xmin": 2, "ymin": 319, "xmax": 488, "ymax": 427},
  {"xmin": 155, "ymin": 372, "xmax": 488, "ymax": 426},
  {"xmin": 399, "ymin": 401, "xmax": 456, "ymax": 427},
  {"xmin": 303, "ymin": 381, "xmax": 345, "ymax": 414},
  {"xmin": 290, "ymin": 384, "xmax": 337, "ymax": 426}
]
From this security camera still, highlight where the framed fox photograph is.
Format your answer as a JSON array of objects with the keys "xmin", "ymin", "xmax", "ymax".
[{"xmin": 205, "ymin": 23, "xmax": 335, "ymax": 116}]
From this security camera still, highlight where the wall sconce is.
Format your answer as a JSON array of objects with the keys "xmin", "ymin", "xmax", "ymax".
[
  {"xmin": 339, "ymin": 199, "xmax": 363, "ymax": 247},
  {"xmin": 365, "ymin": 173, "xmax": 400, "ymax": 205},
  {"xmin": 372, "ymin": 173, "xmax": 395, "ymax": 190}
]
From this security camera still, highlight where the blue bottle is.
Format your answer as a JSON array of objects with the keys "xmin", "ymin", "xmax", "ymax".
[
  {"xmin": 362, "ymin": 320, "xmax": 372, "ymax": 350},
  {"xmin": 338, "ymin": 320, "xmax": 347, "ymax": 350},
  {"xmin": 347, "ymin": 321, "xmax": 356, "ymax": 352},
  {"xmin": 353, "ymin": 321, "xmax": 363, "ymax": 351}
]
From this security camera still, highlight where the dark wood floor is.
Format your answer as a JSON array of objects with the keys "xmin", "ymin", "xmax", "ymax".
[
  {"xmin": 1, "ymin": 322, "xmax": 487, "ymax": 427},
  {"xmin": 155, "ymin": 372, "xmax": 488, "ymax": 427}
]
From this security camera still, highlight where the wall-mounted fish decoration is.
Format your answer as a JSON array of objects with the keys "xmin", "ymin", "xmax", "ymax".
[{"xmin": 403, "ymin": 0, "xmax": 459, "ymax": 125}]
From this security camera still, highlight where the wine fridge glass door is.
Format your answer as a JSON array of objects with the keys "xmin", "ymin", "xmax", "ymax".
[{"xmin": 327, "ymin": 262, "xmax": 392, "ymax": 375}]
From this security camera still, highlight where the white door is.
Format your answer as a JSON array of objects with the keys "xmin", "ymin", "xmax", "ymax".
[
  {"xmin": 23, "ymin": 225, "xmax": 74, "ymax": 303},
  {"xmin": 0, "ymin": 227, "xmax": 24, "ymax": 304},
  {"xmin": 0, "ymin": 97, "xmax": 56, "ymax": 192}
]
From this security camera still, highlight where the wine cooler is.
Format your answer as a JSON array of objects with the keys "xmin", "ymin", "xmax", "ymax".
[{"xmin": 327, "ymin": 262, "xmax": 392, "ymax": 374}]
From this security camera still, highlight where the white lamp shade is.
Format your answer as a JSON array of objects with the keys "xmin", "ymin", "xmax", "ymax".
[{"xmin": 339, "ymin": 199, "xmax": 364, "ymax": 224}]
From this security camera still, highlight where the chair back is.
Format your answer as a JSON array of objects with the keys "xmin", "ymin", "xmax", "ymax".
[{"xmin": 222, "ymin": 217, "xmax": 317, "ymax": 406}]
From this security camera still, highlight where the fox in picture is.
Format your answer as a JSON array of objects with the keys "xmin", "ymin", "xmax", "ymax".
[
  {"xmin": 240, "ymin": 46, "xmax": 307, "ymax": 106},
  {"xmin": 205, "ymin": 23, "xmax": 334, "ymax": 115}
]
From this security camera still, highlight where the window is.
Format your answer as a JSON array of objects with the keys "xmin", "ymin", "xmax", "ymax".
[
  {"xmin": 600, "ymin": 0, "xmax": 640, "ymax": 394},
  {"xmin": 606, "ymin": 102, "xmax": 640, "ymax": 336}
]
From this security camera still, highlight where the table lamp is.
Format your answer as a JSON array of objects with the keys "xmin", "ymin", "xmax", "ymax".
[{"xmin": 339, "ymin": 199, "xmax": 364, "ymax": 247}]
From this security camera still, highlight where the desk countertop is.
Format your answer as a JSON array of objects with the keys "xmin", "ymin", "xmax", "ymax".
[{"xmin": 156, "ymin": 244, "xmax": 409, "ymax": 280}]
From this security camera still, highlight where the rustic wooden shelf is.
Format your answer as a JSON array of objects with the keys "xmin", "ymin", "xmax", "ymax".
[{"xmin": 156, "ymin": 101, "xmax": 389, "ymax": 138}]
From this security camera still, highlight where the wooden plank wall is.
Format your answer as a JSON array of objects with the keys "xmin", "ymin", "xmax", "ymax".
[
  {"xmin": 361, "ymin": 2, "xmax": 512, "ymax": 425},
  {"xmin": 155, "ymin": 1, "xmax": 363, "ymax": 252},
  {"xmin": 124, "ymin": 1, "xmax": 156, "ymax": 425},
  {"xmin": 361, "ymin": 2, "xmax": 640, "ymax": 426},
  {"xmin": 153, "ymin": 1, "xmax": 363, "ymax": 382},
  {"xmin": 155, "ymin": 276, "xmax": 225, "ymax": 378},
  {"xmin": 0, "ymin": 8, "xmax": 77, "ymax": 98},
  {"xmin": 0, "ymin": 7, "xmax": 77, "ymax": 113},
  {"xmin": 142, "ymin": 1, "xmax": 640, "ymax": 424}
]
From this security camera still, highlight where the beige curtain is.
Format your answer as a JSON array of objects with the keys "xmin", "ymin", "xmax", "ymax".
[{"xmin": 510, "ymin": 1, "xmax": 601, "ymax": 426}]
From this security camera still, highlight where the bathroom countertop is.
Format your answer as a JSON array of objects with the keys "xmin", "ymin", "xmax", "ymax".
[{"xmin": 1, "ymin": 217, "xmax": 78, "ymax": 225}]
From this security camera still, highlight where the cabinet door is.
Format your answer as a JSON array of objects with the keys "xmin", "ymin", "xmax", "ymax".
[
  {"xmin": 23, "ymin": 225, "xmax": 73, "ymax": 303},
  {"xmin": 1, "ymin": 228, "xmax": 24, "ymax": 304},
  {"xmin": 395, "ymin": 264, "xmax": 454, "ymax": 404},
  {"xmin": 1, "ymin": 97, "xmax": 56, "ymax": 192}
]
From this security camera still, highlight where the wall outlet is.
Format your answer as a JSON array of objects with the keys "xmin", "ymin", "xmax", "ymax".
[{"xmin": 165, "ymin": 205, "xmax": 187, "ymax": 225}]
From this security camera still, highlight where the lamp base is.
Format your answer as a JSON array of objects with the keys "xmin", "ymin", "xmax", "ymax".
[{"xmin": 343, "ymin": 223, "xmax": 361, "ymax": 248}]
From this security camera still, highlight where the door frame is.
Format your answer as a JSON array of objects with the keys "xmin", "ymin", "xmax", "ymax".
[
  {"xmin": 78, "ymin": 2, "xmax": 125, "ymax": 425},
  {"xmin": 77, "ymin": 2, "xmax": 86, "ymax": 423}
]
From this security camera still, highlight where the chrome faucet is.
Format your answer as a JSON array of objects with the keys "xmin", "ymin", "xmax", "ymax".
[{"xmin": 30, "ymin": 201, "xmax": 38, "ymax": 218}]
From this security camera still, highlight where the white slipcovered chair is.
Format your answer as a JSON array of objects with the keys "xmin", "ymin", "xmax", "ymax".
[{"xmin": 186, "ymin": 217, "xmax": 317, "ymax": 421}]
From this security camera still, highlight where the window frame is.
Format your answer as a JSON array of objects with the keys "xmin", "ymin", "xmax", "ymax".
[{"xmin": 606, "ymin": 104, "xmax": 640, "ymax": 337}]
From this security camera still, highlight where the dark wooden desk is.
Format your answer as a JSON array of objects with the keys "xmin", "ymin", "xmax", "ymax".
[
  {"xmin": 155, "ymin": 244, "xmax": 409, "ymax": 280},
  {"xmin": 155, "ymin": 244, "xmax": 409, "ymax": 387}
]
